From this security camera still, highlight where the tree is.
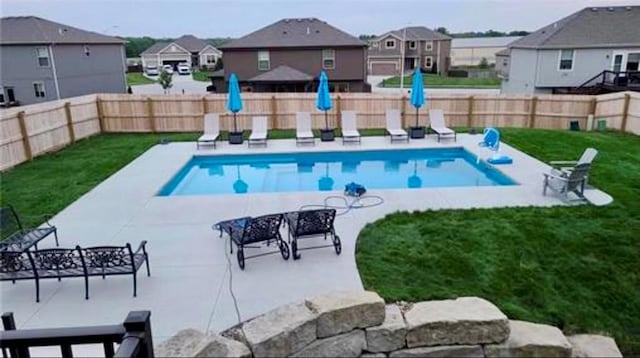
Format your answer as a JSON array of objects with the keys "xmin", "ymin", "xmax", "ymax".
[
  {"xmin": 435, "ymin": 27, "xmax": 449, "ymax": 35},
  {"xmin": 158, "ymin": 71, "xmax": 173, "ymax": 94},
  {"xmin": 479, "ymin": 57, "xmax": 489, "ymax": 69}
]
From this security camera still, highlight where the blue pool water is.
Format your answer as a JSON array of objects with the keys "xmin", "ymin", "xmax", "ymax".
[{"xmin": 158, "ymin": 148, "xmax": 517, "ymax": 196}]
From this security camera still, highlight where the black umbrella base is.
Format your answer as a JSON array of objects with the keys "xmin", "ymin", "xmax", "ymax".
[
  {"xmin": 229, "ymin": 131, "xmax": 244, "ymax": 145},
  {"xmin": 320, "ymin": 128, "xmax": 335, "ymax": 142},
  {"xmin": 410, "ymin": 126, "xmax": 425, "ymax": 139}
]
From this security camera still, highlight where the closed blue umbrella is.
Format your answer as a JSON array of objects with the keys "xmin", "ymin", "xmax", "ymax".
[
  {"xmin": 410, "ymin": 68, "xmax": 425, "ymax": 127},
  {"xmin": 316, "ymin": 71, "xmax": 332, "ymax": 129},
  {"xmin": 227, "ymin": 73, "xmax": 243, "ymax": 132}
]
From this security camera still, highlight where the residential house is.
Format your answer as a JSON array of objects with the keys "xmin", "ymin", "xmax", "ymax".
[
  {"xmin": 367, "ymin": 27, "xmax": 451, "ymax": 76},
  {"xmin": 450, "ymin": 36, "xmax": 521, "ymax": 66},
  {"xmin": 140, "ymin": 35, "xmax": 221, "ymax": 70},
  {"xmin": 501, "ymin": 6, "xmax": 640, "ymax": 94},
  {"xmin": 495, "ymin": 48, "xmax": 510, "ymax": 79},
  {"xmin": 0, "ymin": 16, "xmax": 126, "ymax": 106},
  {"xmin": 215, "ymin": 18, "xmax": 369, "ymax": 93}
]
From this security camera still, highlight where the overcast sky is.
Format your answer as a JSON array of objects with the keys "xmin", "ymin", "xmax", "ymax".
[{"xmin": 2, "ymin": 0, "xmax": 638, "ymax": 38}]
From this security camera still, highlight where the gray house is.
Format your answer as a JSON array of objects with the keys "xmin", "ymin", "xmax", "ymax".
[
  {"xmin": 0, "ymin": 16, "xmax": 127, "ymax": 106},
  {"xmin": 367, "ymin": 27, "xmax": 451, "ymax": 76},
  {"xmin": 140, "ymin": 35, "xmax": 222, "ymax": 70},
  {"xmin": 501, "ymin": 6, "xmax": 640, "ymax": 94}
]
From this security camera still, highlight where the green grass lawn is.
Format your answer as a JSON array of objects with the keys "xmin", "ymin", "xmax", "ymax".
[
  {"xmin": 192, "ymin": 70, "xmax": 211, "ymax": 82},
  {"xmin": 356, "ymin": 129, "xmax": 640, "ymax": 355},
  {"xmin": 382, "ymin": 73, "xmax": 500, "ymax": 88},
  {"xmin": 126, "ymin": 72, "xmax": 156, "ymax": 86},
  {"xmin": 1, "ymin": 129, "xmax": 638, "ymax": 354}
]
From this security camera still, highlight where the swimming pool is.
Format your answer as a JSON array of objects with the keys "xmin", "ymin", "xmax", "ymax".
[{"xmin": 158, "ymin": 148, "xmax": 517, "ymax": 196}]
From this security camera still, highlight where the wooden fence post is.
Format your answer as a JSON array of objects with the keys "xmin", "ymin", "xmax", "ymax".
[
  {"xmin": 17, "ymin": 111, "xmax": 33, "ymax": 161},
  {"xmin": 96, "ymin": 97, "xmax": 105, "ymax": 132},
  {"xmin": 147, "ymin": 97, "xmax": 156, "ymax": 132},
  {"xmin": 528, "ymin": 96, "xmax": 538, "ymax": 128},
  {"xmin": 621, "ymin": 93, "xmax": 631, "ymax": 132},
  {"xmin": 587, "ymin": 97, "xmax": 598, "ymax": 130},
  {"xmin": 202, "ymin": 96, "xmax": 208, "ymax": 114},
  {"xmin": 64, "ymin": 102, "xmax": 76, "ymax": 144},
  {"xmin": 466, "ymin": 96, "xmax": 474, "ymax": 128},
  {"xmin": 336, "ymin": 95, "xmax": 342, "ymax": 129},
  {"xmin": 270, "ymin": 95, "xmax": 278, "ymax": 130},
  {"xmin": 401, "ymin": 95, "xmax": 407, "ymax": 128}
]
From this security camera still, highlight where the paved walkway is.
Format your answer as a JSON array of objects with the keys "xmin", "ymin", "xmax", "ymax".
[{"xmin": 0, "ymin": 135, "xmax": 605, "ymax": 350}]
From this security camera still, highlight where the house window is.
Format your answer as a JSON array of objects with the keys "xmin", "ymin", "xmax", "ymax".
[
  {"xmin": 33, "ymin": 82, "xmax": 46, "ymax": 98},
  {"xmin": 322, "ymin": 49, "xmax": 335, "ymax": 69},
  {"xmin": 36, "ymin": 47, "xmax": 50, "ymax": 67},
  {"xmin": 385, "ymin": 39, "xmax": 396, "ymax": 49},
  {"xmin": 258, "ymin": 51, "xmax": 270, "ymax": 71},
  {"xmin": 425, "ymin": 42, "xmax": 433, "ymax": 51},
  {"xmin": 409, "ymin": 41, "xmax": 417, "ymax": 50},
  {"xmin": 559, "ymin": 49, "xmax": 574, "ymax": 70},
  {"xmin": 424, "ymin": 56, "xmax": 433, "ymax": 68},
  {"xmin": 83, "ymin": 45, "xmax": 91, "ymax": 56},
  {"xmin": 205, "ymin": 55, "xmax": 216, "ymax": 64}
]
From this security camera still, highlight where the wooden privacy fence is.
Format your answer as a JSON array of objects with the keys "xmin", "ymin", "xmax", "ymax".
[{"xmin": 2, "ymin": 91, "xmax": 639, "ymax": 171}]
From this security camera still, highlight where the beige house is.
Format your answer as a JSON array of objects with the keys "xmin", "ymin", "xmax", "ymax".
[
  {"xmin": 367, "ymin": 27, "xmax": 451, "ymax": 76},
  {"xmin": 450, "ymin": 36, "xmax": 521, "ymax": 66},
  {"xmin": 140, "ymin": 35, "xmax": 221, "ymax": 70}
]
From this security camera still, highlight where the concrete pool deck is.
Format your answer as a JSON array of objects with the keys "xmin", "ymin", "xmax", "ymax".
[{"xmin": 0, "ymin": 134, "xmax": 607, "ymax": 350}]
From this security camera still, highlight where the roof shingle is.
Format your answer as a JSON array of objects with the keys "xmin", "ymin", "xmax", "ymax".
[
  {"xmin": 220, "ymin": 18, "xmax": 365, "ymax": 49},
  {"xmin": 0, "ymin": 16, "xmax": 124, "ymax": 45},
  {"xmin": 510, "ymin": 6, "xmax": 640, "ymax": 49},
  {"xmin": 248, "ymin": 65, "xmax": 313, "ymax": 82}
]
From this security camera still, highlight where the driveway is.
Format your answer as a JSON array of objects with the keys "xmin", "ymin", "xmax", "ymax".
[{"xmin": 132, "ymin": 73, "xmax": 209, "ymax": 95}]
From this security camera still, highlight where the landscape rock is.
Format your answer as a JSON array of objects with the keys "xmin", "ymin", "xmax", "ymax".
[
  {"xmin": 484, "ymin": 320, "xmax": 572, "ymax": 358},
  {"xmin": 567, "ymin": 334, "xmax": 622, "ymax": 358},
  {"xmin": 365, "ymin": 304, "xmax": 406, "ymax": 352},
  {"xmin": 389, "ymin": 345, "xmax": 484, "ymax": 358},
  {"xmin": 404, "ymin": 296, "xmax": 509, "ymax": 347},
  {"xmin": 307, "ymin": 290, "xmax": 385, "ymax": 338},
  {"xmin": 242, "ymin": 301, "xmax": 317, "ymax": 357},
  {"xmin": 193, "ymin": 334, "xmax": 251, "ymax": 358},
  {"xmin": 154, "ymin": 329, "xmax": 206, "ymax": 357},
  {"xmin": 291, "ymin": 329, "xmax": 366, "ymax": 357},
  {"xmin": 361, "ymin": 353, "xmax": 387, "ymax": 358}
]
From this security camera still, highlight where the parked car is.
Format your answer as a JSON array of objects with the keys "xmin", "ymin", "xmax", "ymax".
[
  {"xmin": 162, "ymin": 64, "xmax": 174, "ymax": 75},
  {"xmin": 145, "ymin": 65, "xmax": 159, "ymax": 76},
  {"xmin": 177, "ymin": 63, "xmax": 191, "ymax": 75}
]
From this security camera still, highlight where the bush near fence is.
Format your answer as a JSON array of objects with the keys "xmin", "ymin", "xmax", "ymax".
[{"xmin": 1, "ymin": 92, "xmax": 639, "ymax": 171}]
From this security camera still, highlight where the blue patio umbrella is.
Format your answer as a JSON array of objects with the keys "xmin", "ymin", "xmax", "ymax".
[
  {"xmin": 316, "ymin": 71, "xmax": 332, "ymax": 129},
  {"xmin": 233, "ymin": 165, "xmax": 248, "ymax": 194},
  {"xmin": 407, "ymin": 160, "xmax": 422, "ymax": 188},
  {"xmin": 410, "ymin": 68, "xmax": 425, "ymax": 126},
  {"xmin": 227, "ymin": 73, "xmax": 243, "ymax": 132},
  {"xmin": 318, "ymin": 163, "xmax": 334, "ymax": 191}
]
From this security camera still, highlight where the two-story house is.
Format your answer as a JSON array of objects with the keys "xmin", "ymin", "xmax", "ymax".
[
  {"xmin": 140, "ymin": 35, "xmax": 222, "ymax": 70},
  {"xmin": 367, "ymin": 27, "xmax": 451, "ymax": 76},
  {"xmin": 501, "ymin": 6, "xmax": 640, "ymax": 95},
  {"xmin": 215, "ymin": 18, "xmax": 369, "ymax": 93},
  {"xmin": 0, "ymin": 16, "xmax": 127, "ymax": 106}
]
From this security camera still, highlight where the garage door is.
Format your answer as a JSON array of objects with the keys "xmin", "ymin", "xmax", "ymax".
[{"xmin": 371, "ymin": 63, "xmax": 397, "ymax": 76}]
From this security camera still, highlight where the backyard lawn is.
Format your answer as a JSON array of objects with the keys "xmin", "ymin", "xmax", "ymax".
[
  {"xmin": 356, "ymin": 129, "xmax": 640, "ymax": 356},
  {"xmin": 382, "ymin": 73, "xmax": 500, "ymax": 88},
  {"xmin": 1, "ymin": 129, "xmax": 638, "ymax": 354},
  {"xmin": 126, "ymin": 72, "xmax": 156, "ymax": 86}
]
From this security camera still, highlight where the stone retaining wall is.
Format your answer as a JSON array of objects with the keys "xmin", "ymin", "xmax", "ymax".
[{"xmin": 155, "ymin": 291, "xmax": 622, "ymax": 358}]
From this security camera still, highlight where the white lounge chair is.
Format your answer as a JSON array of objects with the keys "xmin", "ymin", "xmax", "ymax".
[
  {"xmin": 385, "ymin": 109, "xmax": 408, "ymax": 143},
  {"xmin": 296, "ymin": 112, "xmax": 315, "ymax": 146},
  {"xmin": 197, "ymin": 113, "xmax": 220, "ymax": 149},
  {"xmin": 341, "ymin": 111, "xmax": 361, "ymax": 144},
  {"xmin": 543, "ymin": 163, "xmax": 590, "ymax": 202},
  {"xmin": 248, "ymin": 116, "xmax": 268, "ymax": 147},
  {"xmin": 428, "ymin": 109, "xmax": 456, "ymax": 142}
]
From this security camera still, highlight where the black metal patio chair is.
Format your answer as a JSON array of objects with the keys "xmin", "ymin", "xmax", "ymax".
[
  {"xmin": 284, "ymin": 209, "xmax": 341, "ymax": 260},
  {"xmin": 0, "ymin": 206, "xmax": 58, "ymax": 252},
  {"xmin": 215, "ymin": 213, "xmax": 289, "ymax": 269}
]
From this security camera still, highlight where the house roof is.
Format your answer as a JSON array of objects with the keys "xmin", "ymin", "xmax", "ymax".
[
  {"xmin": 0, "ymin": 16, "xmax": 125, "ymax": 45},
  {"xmin": 140, "ymin": 35, "xmax": 216, "ymax": 55},
  {"xmin": 247, "ymin": 65, "xmax": 313, "ymax": 82},
  {"xmin": 376, "ymin": 26, "xmax": 451, "ymax": 42},
  {"xmin": 510, "ymin": 6, "xmax": 640, "ymax": 49},
  {"xmin": 220, "ymin": 18, "xmax": 365, "ymax": 49},
  {"xmin": 452, "ymin": 36, "xmax": 521, "ymax": 48}
]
